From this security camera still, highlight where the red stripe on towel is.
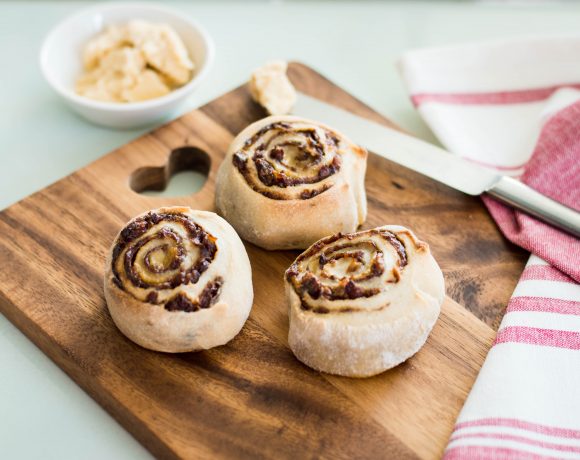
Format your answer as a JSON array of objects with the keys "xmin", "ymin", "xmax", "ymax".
[
  {"xmin": 444, "ymin": 445, "xmax": 560, "ymax": 460},
  {"xmin": 454, "ymin": 418, "xmax": 580, "ymax": 439},
  {"xmin": 520, "ymin": 266, "xmax": 575, "ymax": 283},
  {"xmin": 411, "ymin": 83, "xmax": 580, "ymax": 106},
  {"xmin": 462, "ymin": 156, "xmax": 528, "ymax": 172},
  {"xmin": 507, "ymin": 297, "xmax": 580, "ymax": 316},
  {"xmin": 494, "ymin": 326, "xmax": 580, "ymax": 350},
  {"xmin": 449, "ymin": 432, "xmax": 580, "ymax": 453}
]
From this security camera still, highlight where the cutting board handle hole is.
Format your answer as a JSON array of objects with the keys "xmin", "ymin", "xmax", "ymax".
[{"xmin": 129, "ymin": 146, "xmax": 211, "ymax": 197}]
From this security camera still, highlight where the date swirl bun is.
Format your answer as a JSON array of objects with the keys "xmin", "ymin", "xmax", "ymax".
[
  {"xmin": 104, "ymin": 207, "xmax": 253, "ymax": 352},
  {"xmin": 284, "ymin": 225, "xmax": 445, "ymax": 377},
  {"xmin": 215, "ymin": 115, "xmax": 367, "ymax": 250}
]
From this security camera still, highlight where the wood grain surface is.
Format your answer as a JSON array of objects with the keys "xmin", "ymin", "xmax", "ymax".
[{"xmin": 0, "ymin": 63, "xmax": 527, "ymax": 459}]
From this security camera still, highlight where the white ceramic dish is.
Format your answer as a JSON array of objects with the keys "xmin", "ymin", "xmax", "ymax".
[{"xmin": 40, "ymin": 3, "xmax": 214, "ymax": 129}]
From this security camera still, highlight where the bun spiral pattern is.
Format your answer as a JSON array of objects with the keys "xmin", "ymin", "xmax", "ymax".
[
  {"xmin": 231, "ymin": 119, "xmax": 342, "ymax": 200},
  {"xmin": 216, "ymin": 115, "xmax": 367, "ymax": 250},
  {"xmin": 104, "ymin": 207, "xmax": 253, "ymax": 352},
  {"xmin": 284, "ymin": 225, "xmax": 445, "ymax": 377}
]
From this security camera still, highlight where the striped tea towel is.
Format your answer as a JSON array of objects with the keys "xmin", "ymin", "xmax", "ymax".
[{"xmin": 399, "ymin": 36, "xmax": 580, "ymax": 459}]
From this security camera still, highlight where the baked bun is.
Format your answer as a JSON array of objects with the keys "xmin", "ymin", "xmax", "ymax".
[
  {"xmin": 284, "ymin": 225, "xmax": 445, "ymax": 377},
  {"xmin": 104, "ymin": 207, "xmax": 253, "ymax": 352},
  {"xmin": 215, "ymin": 115, "xmax": 367, "ymax": 250}
]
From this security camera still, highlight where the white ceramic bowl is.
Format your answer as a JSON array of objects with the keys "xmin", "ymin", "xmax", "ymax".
[{"xmin": 40, "ymin": 3, "xmax": 214, "ymax": 129}]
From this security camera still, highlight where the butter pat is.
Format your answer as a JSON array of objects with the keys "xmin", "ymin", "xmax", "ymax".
[
  {"xmin": 123, "ymin": 69, "xmax": 171, "ymax": 102},
  {"xmin": 249, "ymin": 61, "xmax": 297, "ymax": 115},
  {"xmin": 128, "ymin": 21, "xmax": 193, "ymax": 86},
  {"xmin": 76, "ymin": 20, "xmax": 194, "ymax": 103}
]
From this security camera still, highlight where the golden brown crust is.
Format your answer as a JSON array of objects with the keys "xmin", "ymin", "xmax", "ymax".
[{"xmin": 215, "ymin": 115, "xmax": 367, "ymax": 250}]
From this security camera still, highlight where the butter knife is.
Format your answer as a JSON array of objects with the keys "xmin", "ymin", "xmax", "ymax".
[{"xmin": 292, "ymin": 93, "xmax": 580, "ymax": 238}]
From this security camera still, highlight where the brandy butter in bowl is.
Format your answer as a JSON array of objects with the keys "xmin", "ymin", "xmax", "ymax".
[{"xmin": 40, "ymin": 3, "xmax": 214, "ymax": 129}]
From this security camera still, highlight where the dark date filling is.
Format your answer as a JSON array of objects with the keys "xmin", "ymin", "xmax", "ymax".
[
  {"xmin": 299, "ymin": 185, "xmax": 332, "ymax": 200},
  {"xmin": 164, "ymin": 278, "xmax": 223, "ymax": 312},
  {"xmin": 123, "ymin": 228, "xmax": 189, "ymax": 290},
  {"xmin": 111, "ymin": 211, "xmax": 220, "ymax": 312},
  {"xmin": 318, "ymin": 244, "xmax": 385, "ymax": 282},
  {"xmin": 285, "ymin": 230, "xmax": 408, "ymax": 314},
  {"xmin": 232, "ymin": 121, "xmax": 342, "ymax": 200},
  {"xmin": 144, "ymin": 243, "xmax": 181, "ymax": 273}
]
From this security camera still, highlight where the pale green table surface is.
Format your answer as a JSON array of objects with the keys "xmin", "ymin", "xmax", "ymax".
[{"xmin": 2, "ymin": 1, "xmax": 580, "ymax": 458}]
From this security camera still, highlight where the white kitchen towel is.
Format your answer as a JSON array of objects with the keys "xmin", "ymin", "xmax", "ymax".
[{"xmin": 399, "ymin": 36, "xmax": 580, "ymax": 459}]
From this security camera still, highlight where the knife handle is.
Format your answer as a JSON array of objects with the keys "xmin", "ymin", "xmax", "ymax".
[{"xmin": 486, "ymin": 176, "xmax": 580, "ymax": 238}]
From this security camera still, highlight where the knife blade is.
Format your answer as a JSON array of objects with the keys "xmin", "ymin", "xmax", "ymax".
[{"xmin": 292, "ymin": 92, "xmax": 580, "ymax": 238}]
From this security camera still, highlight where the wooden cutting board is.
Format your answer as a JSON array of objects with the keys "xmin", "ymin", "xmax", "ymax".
[{"xmin": 0, "ymin": 63, "xmax": 528, "ymax": 459}]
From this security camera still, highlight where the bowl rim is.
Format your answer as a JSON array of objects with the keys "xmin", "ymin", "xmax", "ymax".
[{"xmin": 39, "ymin": 2, "xmax": 215, "ymax": 112}]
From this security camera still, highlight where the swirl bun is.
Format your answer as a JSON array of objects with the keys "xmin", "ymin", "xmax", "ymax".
[
  {"xmin": 104, "ymin": 207, "xmax": 253, "ymax": 352},
  {"xmin": 284, "ymin": 225, "xmax": 445, "ymax": 377},
  {"xmin": 215, "ymin": 115, "xmax": 367, "ymax": 250}
]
